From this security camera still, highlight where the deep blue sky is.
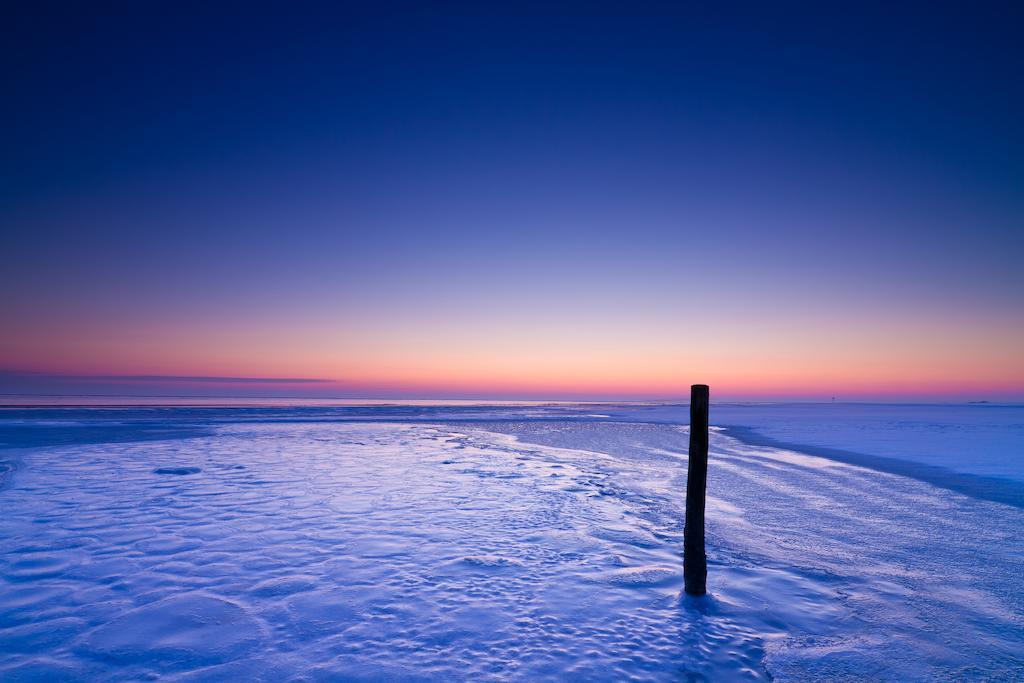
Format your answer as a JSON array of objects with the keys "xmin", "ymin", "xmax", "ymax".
[{"xmin": 2, "ymin": 2, "xmax": 1022, "ymax": 399}]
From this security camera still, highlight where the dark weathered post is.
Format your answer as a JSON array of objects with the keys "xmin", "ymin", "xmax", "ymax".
[{"xmin": 684, "ymin": 384, "xmax": 709, "ymax": 595}]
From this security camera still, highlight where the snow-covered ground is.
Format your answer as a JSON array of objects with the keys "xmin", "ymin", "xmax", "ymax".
[{"xmin": 1, "ymin": 404, "xmax": 1022, "ymax": 680}]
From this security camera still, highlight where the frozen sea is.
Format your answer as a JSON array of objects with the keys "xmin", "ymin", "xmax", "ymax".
[{"xmin": 1, "ymin": 400, "xmax": 1022, "ymax": 681}]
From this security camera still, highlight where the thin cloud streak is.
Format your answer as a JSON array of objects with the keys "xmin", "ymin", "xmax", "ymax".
[{"xmin": 0, "ymin": 371, "xmax": 331, "ymax": 385}]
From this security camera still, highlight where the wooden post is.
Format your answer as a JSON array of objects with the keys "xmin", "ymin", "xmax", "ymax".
[{"xmin": 684, "ymin": 384, "xmax": 709, "ymax": 595}]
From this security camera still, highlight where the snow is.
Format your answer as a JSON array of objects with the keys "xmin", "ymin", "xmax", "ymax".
[
  {"xmin": 601, "ymin": 402, "xmax": 1024, "ymax": 482},
  {"xmin": 1, "ymin": 404, "xmax": 1023, "ymax": 680}
]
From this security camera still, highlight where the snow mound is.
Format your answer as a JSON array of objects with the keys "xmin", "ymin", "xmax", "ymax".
[
  {"xmin": 456, "ymin": 555, "xmax": 525, "ymax": 569},
  {"xmin": 83, "ymin": 594, "xmax": 263, "ymax": 665}
]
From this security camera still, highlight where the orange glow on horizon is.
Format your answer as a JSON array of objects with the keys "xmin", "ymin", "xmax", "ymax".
[{"xmin": 4, "ymin": 303, "xmax": 1022, "ymax": 400}]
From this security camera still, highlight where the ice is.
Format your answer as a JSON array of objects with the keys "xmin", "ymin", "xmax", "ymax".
[
  {"xmin": 153, "ymin": 466, "xmax": 202, "ymax": 475},
  {"xmin": 604, "ymin": 403, "xmax": 1024, "ymax": 483},
  {"xmin": 485, "ymin": 420, "xmax": 1024, "ymax": 679},
  {"xmin": 0, "ymin": 405, "xmax": 1022, "ymax": 680}
]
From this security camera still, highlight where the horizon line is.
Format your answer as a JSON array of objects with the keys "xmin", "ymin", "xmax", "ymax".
[{"xmin": 0, "ymin": 392, "xmax": 1021, "ymax": 407}]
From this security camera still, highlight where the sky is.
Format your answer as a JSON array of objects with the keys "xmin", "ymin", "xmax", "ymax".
[{"xmin": 1, "ymin": 2, "xmax": 1022, "ymax": 400}]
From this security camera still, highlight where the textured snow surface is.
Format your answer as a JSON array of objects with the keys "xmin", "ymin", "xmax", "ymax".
[
  {"xmin": 591, "ymin": 402, "xmax": 1024, "ymax": 483},
  {"xmin": 1, "ymin": 409, "xmax": 1023, "ymax": 681}
]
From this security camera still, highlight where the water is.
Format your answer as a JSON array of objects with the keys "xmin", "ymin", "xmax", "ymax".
[{"xmin": 1, "ymin": 402, "xmax": 1022, "ymax": 680}]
